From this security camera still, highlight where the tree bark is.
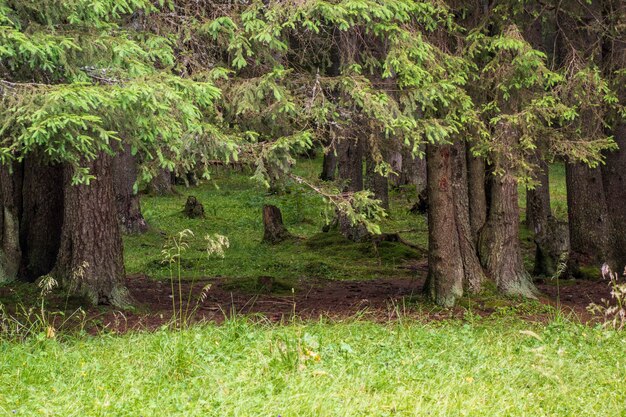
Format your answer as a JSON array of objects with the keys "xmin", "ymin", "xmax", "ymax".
[
  {"xmin": 479, "ymin": 122, "xmax": 536, "ymax": 297},
  {"xmin": 526, "ymin": 157, "xmax": 551, "ymax": 234},
  {"xmin": 262, "ymin": 205, "xmax": 292, "ymax": 244},
  {"xmin": 337, "ymin": 136, "xmax": 363, "ymax": 192},
  {"xmin": 320, "ymin": 137, "xmax": 338, "ymax": 181},
  {"xmin": 424, "ymin": 144, "xmax": 464, "ymax": 307},
  {"xmin": 466, "ymin": 152, "xmax": 487, "ymax": 243},
  {"xmin": 113, "ymin": 145, "xmax": 148, "ymax": 234},
  {"xmin": 566, "ymin": 163, "xmax": 611, "ymax": 272},
  {"xmin": 54, "ymin": 154, "xmax": 130, "ymax": 307},
  {"xmin": 602, "ymin": 7, "xmax": 626, "ymax": 268},
  {"xmin": 603, "ymin": 116, "xmax": 626, "ymax": 269},
  {"xmin": 19, "ymin": 156, "xmax": 64, "ymax": 280},
  {"xmin": 0, "ymin": 164, "xmax": 23, "ymax": 283},
  {"xmin": 452, "ymin": 142, "xmax": 487, "ymax": 293}
]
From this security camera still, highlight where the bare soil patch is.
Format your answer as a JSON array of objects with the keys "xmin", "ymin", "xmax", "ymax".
[{"xmin": 85, "ymin": 272, "xmax": 612, "ymax": 333}]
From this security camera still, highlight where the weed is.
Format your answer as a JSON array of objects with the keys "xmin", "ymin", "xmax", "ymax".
[{"xmin": 587, "ymin": 264, "xmax": 626, "ymax": 330}]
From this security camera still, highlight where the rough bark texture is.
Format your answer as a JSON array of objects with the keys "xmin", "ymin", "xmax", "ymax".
[
  {"xmin": 262, "ymin": 205, "xmax": 291, "ymax": 244},
  {"xmin": 566, "ymin": 163, "xmax": 611, "ymax": 272},
  {"xmin": 54, "ymin": 154, "xmax": 129, "ymax": 307},
  {"xmin": 466, "ymin": 153, "xmax": 487, "ymax": 243},
  {"xmin": 113, "ymin": 145, "xmax": 148, "ymax": 234},
  {"xmin": 558, "ymin": 0, "xmax": 613, "ymax": 274},
  {"xmin": 337, "ymin": 136, "xmax": 363, "ymax": 192},
  {"xmin": 452, "ymin": 142, "xmax": 487, "ymax": 293},
  {"xmin": 0, "ymin": 164, "xmax": 23, "ymax": 283},
  {"xmin": 19, "ymin": 157, "xmax": 63, "ymax": 280},
  {"xmin": 479, "ymin": 123, "xmax": 536, "ymax": 297},
  {"xmin": 424, "ymin": 144, "xmax": 463, "ymax": 307},
  {"xmin": 526, "ymin": 157, "xmax": 551, "ymax": 235},
  {"xmin": 603, "ymin": 121, "xmax": 626, "ymax": 269},
  {"xmin": 602, "ymin": 9, "xmax": 626, "ymax": 268},
  {"xmin": 479, "ymin": 171, "xmax": 536, "ymax": 297}
]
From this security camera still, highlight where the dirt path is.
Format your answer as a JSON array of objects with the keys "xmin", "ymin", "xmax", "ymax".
[{"xmin": 88, "ymin": 274, "xmax": 612, "ymax": 333}]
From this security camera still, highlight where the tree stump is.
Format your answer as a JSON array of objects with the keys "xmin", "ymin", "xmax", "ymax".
[
  {"xmin": 183, "ymin": 196, "xmax": 205, "ymax": 218},
  {"xmin": 262, "ymin": 205, "xmax": 291, "ymax": 244}
]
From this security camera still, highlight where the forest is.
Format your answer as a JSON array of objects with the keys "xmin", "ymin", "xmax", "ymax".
[{"xmin": 0, "ymin": 0, "xmax": 625, "ymax": 415}]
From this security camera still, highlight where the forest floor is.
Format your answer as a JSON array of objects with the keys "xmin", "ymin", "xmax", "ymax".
[{"xmin": 0, "ymin": 158, "xmax": 611, "ymax": 333}]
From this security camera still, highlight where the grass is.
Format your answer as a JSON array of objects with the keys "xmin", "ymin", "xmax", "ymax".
[
  {"xmin": 124, "ymin": 156, "xmax": 426, "ymax": 285},
  {"xmin": 125, "ymin": 157, "xmax": 566, "ymax": 288},
  {"xmin": 1, "ymin": 318, "xmax": 625, "ymax": 416}
]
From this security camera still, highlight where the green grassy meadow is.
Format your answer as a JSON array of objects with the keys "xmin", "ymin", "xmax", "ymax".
[{"xmin": 2, "ymin": 319, "xmax": 626, "ymax": 416}]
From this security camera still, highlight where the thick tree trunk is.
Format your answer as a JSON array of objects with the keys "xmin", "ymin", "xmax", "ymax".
[
  {"xmin": 337, "ymin": 136, "xmax": 363, "ymax": 192},
  {"xmin": 603, "ymin": 120, "xmax": 626, "ymax": 269},
  {"xmin": 602, "ymin": 10, "xmax": 626, "ymax": 268},
  {"xmin": 113, "ymin": 145, "xmax": 148, "ymax": 234},
  {"xmin": 424, "ymin": 144, "xmax": 463, "ymax": 307},
  {"xmin": 452, "ymin": 142, "xmax": 487, "ymax": 293},
  {"xmin": 0, "ymin": 164, "xmax": 23, "ymax": 283},
  {"xmin": 19, "ymin": 157, "xmax": 63, "ymax": 280},
  {"xmin": 479, "ymin": 122, "xmax": 536, "ymax": 297},
  {"xmin": 262, "ymin": 205, "xmax": 291, "ymax": 244},
  {"xmin": 566, "ymin": 163, "xmax": 611, "ymax": 272},
  {"xmin": 479, "ymin": 171, "xmax": 536, "ymax": 297},
  {"xmin": 54, "ymin": 154, "xmax": 130, "ymax": 307},
  {"xmin": 526, "ymin": 157, "xmax": 551, "ymax": 234},
  {"xmin": 320, "ymin": 137, "xmax": 338, "ymax": 181},
  {"xmin": 466, "ymin": 152, "xmax": 487, "ymax": 243}
]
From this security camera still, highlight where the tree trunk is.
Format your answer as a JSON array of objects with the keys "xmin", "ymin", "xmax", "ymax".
[
  {"xmin": 479, "ymin": 122, "xmax": 536, "ymax": 297},
  {"xmin": 337, "ymin": 136, "xmax": 363, "ymax": 192},
  {"xmin": 0, "ymin": 164, "xmax": 23, "ymax": 283},
  {"xmin": 113, "ymin": 145, "xmax": 148, "ymax": 234},
  {"xmin": 19, "ymin": 156, "xmax": 64, "ymax": 280},
  {"xmin": 320, "ymin": 137, "xmax": 338, "ymax": 181},
  {"xmin": 262, "ymin": 205, "xmax": 291, "ymax": 244},
  {"xmin": 399, "ymin": 145, "xmax": 427, "ymax": 194},
  {"xmin": 466, "ymin": 152, "xmax": 487, "ymax": 243},
  {"xmin": 365, "ymin": 144, "xmax": 389, "ymax": 210},
  {"xmin": 603, "ymin": 117, "xmax": 626, "ymax": 269},
  {"xmin": 453, "ymin": 142, "xmax": 487, "ymax": 293},
  {"xmin": 147, "ymin": 169, "xmax": 176, "ymax": 196},
  {"xmin": 602, "ymin": 9, "xmax": 626, "ymax": 268},
  {"xmin": 566, "ymin": 163, "xmax": 611, "ymax": 273},
  {"xmin": 424, "ymin": 144, "xmax": 464, "ymax": 307},
  {"xmin": 54, "ymin": 154, "xmax": 130, "ymax": 307},
  {"xmin": 479, "ymin": 171, "xmax": 536, "ymax": 297},
  {"xmin": 526, "ymin": 157, "xmax": 551, "ymax": 234}
]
